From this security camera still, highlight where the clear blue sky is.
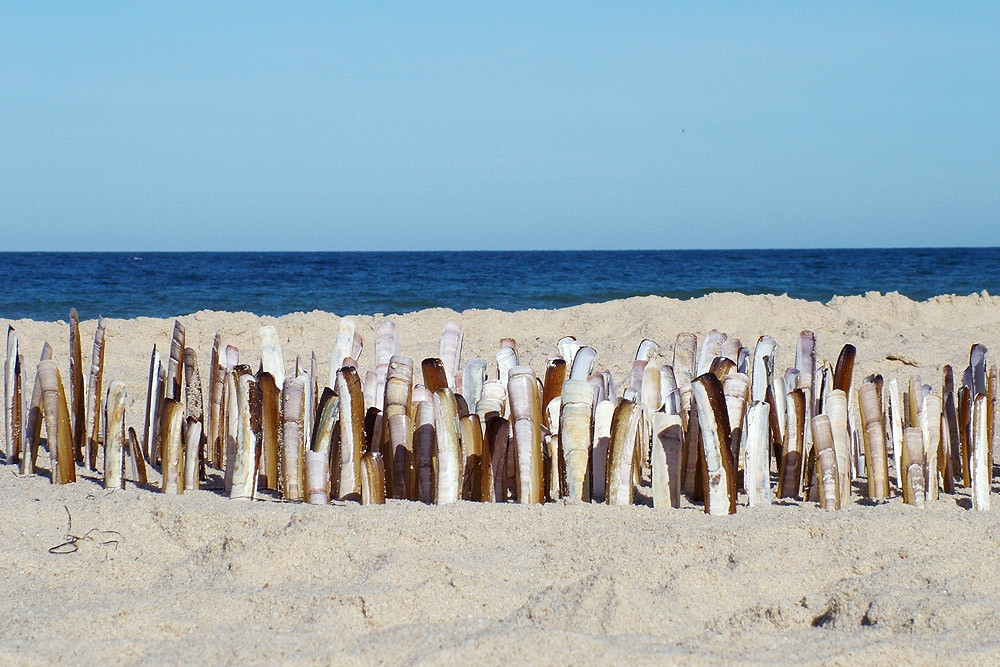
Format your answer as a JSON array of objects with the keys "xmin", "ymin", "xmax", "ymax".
[{"xmin": 2, "ymin": 2, "xmax": 997, "ymax": 250}]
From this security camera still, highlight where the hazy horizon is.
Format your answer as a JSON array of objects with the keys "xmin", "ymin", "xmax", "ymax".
[{"xmin": 3, "ymin": 3, "xmax": 997, "ymax": 251}]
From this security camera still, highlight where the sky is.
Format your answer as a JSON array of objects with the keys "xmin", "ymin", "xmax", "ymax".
[{"xmin": 1, "ymin": 2, "xmax": 998, "ymax": 251}]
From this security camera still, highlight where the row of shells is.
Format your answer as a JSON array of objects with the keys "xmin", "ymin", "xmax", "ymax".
[{"xmin": 2, "ymin": 312, "xmax": 994, "ymax": 513}]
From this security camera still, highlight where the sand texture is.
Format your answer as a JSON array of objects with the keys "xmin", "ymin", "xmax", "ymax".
[{"xmin": 3, "ymin": 292, "xmax": 1000, "ymax": 664}]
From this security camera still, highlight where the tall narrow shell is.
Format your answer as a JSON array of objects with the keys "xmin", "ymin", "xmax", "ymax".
[
  {"xmin": 485, "ymin": 416, "xmax": 510, "ymax": 501},
  {"xmin": 127, "ymin": 427, "xmax": 148, "ymax": 484},
  {"xmin": 306, "ymin": 389, "xmax": 338, "ymax": 504},
  {"xmin": 697, "ymin": 329, "xmax": 726, "ymax": 376},
  {"xmin": 542, "ymin": 358, "xmax": 567, "ymax": 419},
  {"xmin": 433, "ymin": 388, "xmax": 462, "ymax": 504},
  {"xmin": 387, "ymin": 413, "xmax": 414, "ymax": 499},
  {"xmin": 165, "ymin": 319, "xmax": 186, "ymax": 401},
  {"xmin": 230, "ymin": 375, "xmax": 258, "ymax": 500},
  {"xmin": 496, "ymin": 346, "xmax": 519, "ymax": 387},
  {"xmin": 745, "ymin": 402, "xmax": 772, "ymax": 506},
  {"xmin": 462, "ymin": 359, "xmax": 487, "ymax": 415},
  {"xmin": 4, "ymin": 326, "xmax": 18, "ymax": 462},
  {"xmin": 812, "ymin": 415, "xmax": 840, "ymax": 510},
  {"xmin": 329, "ymin": 318, "xmax": 356, "ymax": 389},
  {"xmin": 38, "ymin": 360, "xmax": 75, "ymax": 484},
  {"xmin": 692, "ymin": 373, "xmax": 736, "ymax": 515},
  {"xmin": 559, "ymin": 379, "xmax": 594, "ymax": 501},
  {"xmin": 143, "ymin": 347, "xmax": 163, "ymax": 465},
  {"xmin": 569, "ymin": 346, "xmax": 597, "ymax": 381},
  {"xmin": 459, "ymin": 413, "xmax": 484, "ymax": 500},
  {"xmin": 750, "ymin": 335, "xmax": 777, "ymax": 404},
  {"xmin": 335, "ymin": 366, "xmax": 365, "ymax": 501},
  {"xmin": 970, "ymin": 344, "xmax": 988, "ymax": 397},
  {"xmin": 183, "ymin": 419, "xmax": 202, "ymax": 492},
  {"xmin": 20, "ymin": 344, "xmax": 51, "ymax": 476},
  {"xmin": 833, "ymin": 344, "xmax": 856, "ymax": 394},
  {"xmin": 83, "ymin": 317, "xmax": 107, "ymax": 470},
  {"xmin": 591, "ymin": 399, "xmax": 614, "ymax": 503},
  {"xmin": 256, "ymin": 372, "xmax": 280, "ymax": 490},
  {"xmin": 824, "ymin": 389, "xmax": 852, "ymax": 502},
  {"xmin": 508, "ymin": 369, "xmax": 543, "ymax": 503},
  {"xmin": 375, "ymin": 320, "xmax": 399, "ymax": 368},
  {"xmin": 258, "ymin": 326, "xmax": 285, "ymax": 388},
  {"xmin": 901, "ymin": 427, "xmax": 926, "ymax": 508},
  {"xmin": 182, "ymin": 346, "xmax": 204, "ymax": 466},
  {"xmin": 207, "ymin": 333, "xmax": 223, "ymax": 468},
  {"xmin": 972, "ymin": 394, "xmax": 990, "ymax": 510},
  {"xmin": 69, "ymin": 309, "xmax": 86, "ymax": 462},
  {"xmin": 652, "ymin": 412, "xmax": 684, "ymax": 508},
  {"xmin": 778, "ymin": 388, "xmax": 805, "ymax": 499},
  {"xmin": 281, "ymin": 376, "xmax": 307, "ymax": 501},
  {"xmin": 557, "ymin": 336, "xmax": 580, "ymax": 369},
  {"xmin": 160, "ymin": 399, "xmax": 184, "ymax": 494},
  {"xmin": 414, "ymin": 400, "xmax": 436, "ymax": 503},
  {"xmin": 859, "ymin": 382, "xmax": 889, "ymax": 500},
  {"xmin": 361, "ymin": 452, "xmax": 387, "ymax": 504},
  {"xmin": 103, "ymin": 381, "xmax": 127, "ymax": 490},
  {"xmin": 439, "ymin": 322, "xmax": 464, "ymax": 388},
  {"xmin": 421, "ymin": 358, "xmax": 449, "ymax": 394},
  {"xmin": 887, "ymin": 379, "xmax": 904, "ymax": 485},
  {"xmin": 922, "ymin": 393, "xmax": 942, "ymax": 501},
  {"xmin": 606, "ymin": 401, "xmax": 640, "ymax": 505}
]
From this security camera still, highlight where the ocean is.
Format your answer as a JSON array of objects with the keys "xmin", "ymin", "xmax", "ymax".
[{"xmin": 0, "ymin": 248, "xmax": 997, "ymax": 321}]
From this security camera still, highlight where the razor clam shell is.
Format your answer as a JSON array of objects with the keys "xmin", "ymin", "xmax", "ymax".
[
  {"xmin": 183, "ymin": 344, "xmax": 204, "ymax": 443},
  {"xmin": 160, "ymin": 399, "xmax": 184, "ymax": 494},
  {"xmin": 363, "ymin": 371, "xmax": 378, "ymax": 412},
  {"xmin": 652, "ymin": 412, "xmax": 683, "ymax": 508},
  {"xmin": 462, "ymin": 359, "xmax": 487, "ymax": 415},
  {"xmin": 476, "ymin": 380, "xmax": 506, "ymax": 422},
  {"xmin": 824, "ymin": 389, "xmax": 852, "ymax": 501},
  {"xmin": 972, "ymin": 394, "xmax": 990, "ymax": 510},
  {"xmin": 697, "ymin": 329, "xmax": 726, "ymax": 377},
  {"xmin": 590, "ymin": 399, "xmax": 614, "ymax": 503},
  {"xmin": 560, "ymin": 379, "xmax": 594, "ymax": 502},
  {"xmin": 569, "ymin": 346, "xmax": 597, "ymax": 382},
  {"xmin": 769, "ymin": 374, "xmax": 787, "ymax": 444},
  {"xmin": 384, "ymin": 356, "xmax": 414, "ymax": 413},
  {"xmin": 439, "ymin": 322, "xmax": 464, "ymax": 388},
  {"xmin": 508, "ymin": 370, "xmax": 543, "ymax": 503},
  {"xmin": 778, "ymin": 388, "xmax": 805, "ymax": 499},
  {"xmin": 709, "ymin": 357, "xmax": 736, "ymax": 379},
  {"xmin": 557, "ymin": 336, "xmax": 580, "ymax": 368},
  {"xmin": 230, "ymin": 375, "xmax": 258, "ymax": 500},
  {"xmin": 957, "ymin": 386, "xmax": 972, "ymax": 487},
  {"xmin": 361, "ymin": 452, "xmax": 387, "ymax": 504},
  {"xmin": 484, "ymin": 416, "xmax": 510, "ymax": 502},
  {"xmin": 258, "ymin": 325, "xmax": 285, "ymax": 388},
  {"xmin": 336, "ymin": 366, "xmax": 365, "ymax": 502},
  {"xmin": 459, "ymin": 413, "xmax": 484, "ymax": 500},
  {"xmin": 103, "ymin": 380, "xmax": 127, "ymax": 490},
  {"xmin": 659, "ymin": 365, "xmax": 679, "ymax": 415},
  {"xmin": 812, "ymin": 414, "xmax": 840, "ymax": 510},
  {"xmin": 922, "ymin": 393, "xmax": 942, "ymax": 501},
  {"xmin": 207, "ymin": 333, "xmax": 223, "ymax": 468},
  {"xmin": 858, "ymin": 382, "xmax": 889, "ymax": 500},
  {"xmin": 281, "ymin": 376, "xmax": 307, "ymax": 501},
  {"xmin": 737, "ymin": 347, "xmax": 750, "ymax": 375},
  {"xmin": 833, "ymin": 344, "xmax": 857, "ymax": 394},
  {"xmin": 432, "ymin": 388, "xmax": 462, "ymax": 504},
  {"xmin": 38, "ymin": 359, "xmax": 75, "ymax": 484},
  {"xmin": 68, "ymin": 309, "xmax": 86, "ymax": 463},
  {"xmin": 421, "ymin": 358, "xmax": 449, "ymax": 395},
  {"xmin": 225, "ymin": 344, "xmax": 239, "ymax": 373},
  {"xmin": 887, "ymin": 379, "xmax": 904, "ymax": 486},
  {"xmin": 635, "ymin": 339, "xmax": 659, "ymax": 362},
  {"xmin": 971, "ymin": 344, "xmax": 988, "ymax": 397},
  {"xmin": 544, "ymin": 396, "xmax": 561, "ymax": 436},
  {"xmin": 902, "ymin": 427, "xmax": 926, "ymax": 508},
  {"xmin": 164, "ymin": 319, "xmax": 185, "ymax": 402},
  {"xmin": 606, "ymin": 400, "xmax": 640, "ymax": 505},
  {"xmin": 304, "ymin": 449, "xmax": 330, "ymax": 505},
  {"xmin": 414, "ymin": 400, "xmax": 436, "ymax": 503},
  {"xmin": 21, "ymin": 345, "xmax": 50, "ymax": 476},
  {"xmin": 4, "ymin": 326, "xmax": 17, "ymax": 462},
  {"xmin": 496, "ymin": 347, "xmax": 518, "ymax": 387},
  {"xmin": 183, "ymin": 418, "xmax": 202, "ymax": 492},
  {"xmin": 375, "ymin": 320, "xmax": 399, "ymax": 368},
  {"xmin": 85, "ymin": 318, "xmax": 106, "ymax": 470},
  {"xmin": 640, "ymin": 363, "xmax": 662, "ymax": 412},
  {"xmin": 541, "ymin": 357, "xmax": 567, "ymax": 421},
  {"xmin": 751, "ymin": 336, "xmax": 777, "ymax": 404},
  {"xmin": 745, "ymin": 402, "xmax": 771, "ymax": 506},
  {"xmin": 388, "ymin": 413, "xmax": 414, "ymax": 499},
  {"xmin": 329, "ymin": 318, "xmax": 356, "ymax": 389},
  {"xmin": 127, "ymin": 427, "xmax": 148, "ymax": 485},
  {"xmin": 257, "ymin": 372, "xmax": 280, "ymax": 490},
  {"xmin": 721, "ymin": 338, "xmax": 741, "ymax": 365},
  {"xmin": 794, "ymin": 331, "xmax": 815, "ymax": 393},
  {"xmin": 692, "ymin": 373, "xmax": 736, "ymax": 515}
]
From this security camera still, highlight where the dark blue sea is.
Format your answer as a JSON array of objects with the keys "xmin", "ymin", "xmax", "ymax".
[{"xmin": 0, "ymin": 249, "xmax": 997, "ymax": 321}]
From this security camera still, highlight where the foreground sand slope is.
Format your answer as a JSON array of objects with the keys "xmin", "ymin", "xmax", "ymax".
[{"xmin": 3, "ymin": 292, "xmax": 1000, "ymax": 664}]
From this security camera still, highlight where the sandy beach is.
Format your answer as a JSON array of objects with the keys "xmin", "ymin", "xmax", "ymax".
[{"xmin": 4, "ymin": 292, "xmax": 1000, "ymax": 664}]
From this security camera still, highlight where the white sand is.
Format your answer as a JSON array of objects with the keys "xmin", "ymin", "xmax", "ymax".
[{"xmin": 3, "ymin": 292, "xmax": 1000, "ymax": 664}]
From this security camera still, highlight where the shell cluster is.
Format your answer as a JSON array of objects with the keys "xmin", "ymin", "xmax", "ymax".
[{"xmin": 2, "ymin": 312, "xmax": 994, "ymax": 512}]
